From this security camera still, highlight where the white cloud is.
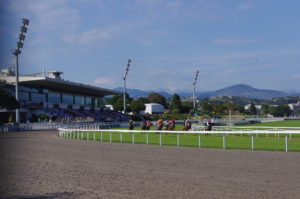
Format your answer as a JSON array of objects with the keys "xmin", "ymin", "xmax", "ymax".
[
  {"xmin": 92, "ymin": 77, "xmax": 118, "ymax": 88},
  {"xmin": 125, "ymin": 49, "xmax": 300, "ymax": 91},
  {"xmin": 213, "ymin": 38, "xmax": 261, "ymax": 45},
  {"xmin": 62, "ymin": 24, "xmax": 122, "ymax": 45},
  {"xmin": 237, "ymin": 3, "xmax": 254, "ymax": 11},
  {"xmin": 292, "ymin": 74, "xmax": 300, "ymax": 80},
  {"xmin": 134, "ymin": 0, "xmax": 222, "ymax": 22},
  {"xmin": 6, "ymin": 0, "xmax": 80, "ymax": 31}
]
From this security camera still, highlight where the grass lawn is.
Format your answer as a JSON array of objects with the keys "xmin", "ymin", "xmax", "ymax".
[
  {"xmin": 62, "ymin": 122, "xmax": 300, "ymax": 152},
  {"xmin": 243, "ymin": 120, "xmax": 300, "ymax": 127}
]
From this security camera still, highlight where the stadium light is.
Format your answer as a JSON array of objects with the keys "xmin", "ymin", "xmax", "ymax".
[
  {"xmin": 193, "ymin": 70, "xmax": 199, "ymax": 109},
  {"xmin": 13, "ymin": 18, "xmax": 30, "ymax": 124},
  {"xmin": 122, "ymin": 59, "xmax": 131, "ymax": 113}
]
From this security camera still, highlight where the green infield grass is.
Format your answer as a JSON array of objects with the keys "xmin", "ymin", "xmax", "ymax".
[
  {"xmin": 62, "ymin": 123, "xmax": 300, "ymax": 152},
  {"xmin": 242, "ymin": 120, "xmax": 300, "ymax": 127}
]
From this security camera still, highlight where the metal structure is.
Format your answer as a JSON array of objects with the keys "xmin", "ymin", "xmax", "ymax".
[
  {"xmin": 13, "ymin": 18, "xmax": 30, "ymax": 123},
  {"xmin": 122, "ymin": 59, "xmax": 131, "ymax": 113},
  {"xmin": 193, "ymin": 70, "xmax": 199, "ymax": 109}
]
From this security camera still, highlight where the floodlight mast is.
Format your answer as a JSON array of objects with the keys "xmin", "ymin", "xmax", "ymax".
[
  {"xmin": 193, "ymin": 70, "xmax": 199, "ymax": 109},
  {"xmin": 123, "ymin": 59, "xmax": 131, "ymax": 113},
  {"xmin": 13, "ymin": 18, "xmax": 30, "ymax": 124}
]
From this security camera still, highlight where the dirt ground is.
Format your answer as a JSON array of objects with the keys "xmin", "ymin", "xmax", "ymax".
[{"xmin": 0, "ymin": 131, "xmax": 299, "ymax": 199}]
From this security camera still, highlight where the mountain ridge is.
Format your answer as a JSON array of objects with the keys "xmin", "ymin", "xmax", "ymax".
[{"xmin": 114, "ymin": 84, "xmax": 297, "ymax": 100}]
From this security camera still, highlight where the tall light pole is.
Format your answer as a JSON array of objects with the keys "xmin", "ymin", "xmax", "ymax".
[
  {"xmin": 123, "ymin": 59, "xmax": 131, "ymax": 113},
  {"xmin": 193, "ymin": 70, "xmax": 199, "ymax": 109},
  {"xmin": 13, "ymin": 18, "xmax": 30, "ymax": 124}
]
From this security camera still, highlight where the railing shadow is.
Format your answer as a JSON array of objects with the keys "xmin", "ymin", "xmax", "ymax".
[{"xmin": 2, "ymin": 191, "xmax": 82, "ymax": 199}]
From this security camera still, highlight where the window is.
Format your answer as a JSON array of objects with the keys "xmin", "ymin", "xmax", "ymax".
[
  {"xmin": 62, "ymin": 93, "xmax": 73, "ymax": 104},
  {"xmin": 48, "ymin": 92, "xmax": 61, "ymax": 104}
]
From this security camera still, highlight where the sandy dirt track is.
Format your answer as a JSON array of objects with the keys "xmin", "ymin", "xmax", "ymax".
[{"xmin": 0, "ymin": 131, "xmax": 299, "ymax": 199}]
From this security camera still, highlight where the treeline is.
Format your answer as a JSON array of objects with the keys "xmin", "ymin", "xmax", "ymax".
[
  {"xmin": 204, "ymin": 96, "xmax": 300, "ymax": 106},
  {"xmin": 106, "ymin": 93, "xmax": 193, "ymax": 114},
  {"xmin": 107, "ymin": 93, "xmax": 297, "ymax": 117}
]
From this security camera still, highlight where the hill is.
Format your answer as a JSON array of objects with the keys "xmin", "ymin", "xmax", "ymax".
[
  {"xmin": 114, "ymin": 87, "xmax": 171, "ymax": 98},
  {"xmin": 114, "ymin": 84, "xmax": 289, "ymax": 100},
  {"xmin": 198, "ymin": 84, "xmax": 287, "ymax": 99}
]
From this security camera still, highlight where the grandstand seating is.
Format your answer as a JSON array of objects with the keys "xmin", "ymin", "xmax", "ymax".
[{"xmin": 39, "ymin": 108, "xmax": 130, "ymax": 122}]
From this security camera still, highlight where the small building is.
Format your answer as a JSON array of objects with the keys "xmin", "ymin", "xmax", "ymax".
[{"xmin": 143, "ymin": 103, "xmax": 164, "ymax": 114}]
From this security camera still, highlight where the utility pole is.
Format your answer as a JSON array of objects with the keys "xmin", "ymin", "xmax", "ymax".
[
  {"xmin": 193, "ymin": 70, "xmax": 199, "ymax": 109},
  {"xmin": 123, "ymin": 59, "xmax": 131, "ymax": 113},
  {"xmin": 13, "ymin": 18, "xmax": 30, "ymax": 124}
]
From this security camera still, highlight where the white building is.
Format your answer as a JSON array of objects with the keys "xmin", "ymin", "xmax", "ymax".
[
  {"xmin": 288, "ymin": 101, "xmax": 300, "ymax": 110},
  {"xmin": 288, "ymin": 101, "xmax": 300, "ymax": 116},
  {"xmin": 143, "ymin": 103, "xmax": 164, "ymax": 114},
  {"xmin": 244, "ymin": 104, "xmax": 262, "ymax": 110}
]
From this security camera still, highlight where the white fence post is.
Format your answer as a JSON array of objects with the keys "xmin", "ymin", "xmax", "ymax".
[
  {"xmin": 177, "ymin": 134, "xmax": 180, "ymax": 147},
  {"xmin": 285, "ymin": 134, "xmax": 288, "ymax": 152},
  {"xmin": 251, "ymin": 134, "xmax": 254, "ymax": 151},
  {"xmin": 198, "ymin": 134, "xmax": 201, "ymax": 148},
  {"xmin": 132, "ymin": 133, "xmax": 135, "ymax": 144},
  {"xmin": 146, "ymin": 133, "xmax": 149, "ymax": 145},
  {"xmin": 160, "ymin": 133, "xmax": 162, "ymax": 146},
  {"xmin": 223, "ymin": 135, "xmax": 226, "ymax": 150}
]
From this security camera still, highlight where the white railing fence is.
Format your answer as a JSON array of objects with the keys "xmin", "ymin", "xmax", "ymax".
[
  {"xmin": 58, "ymin": 127, "xmax": 300, "ymax": 152},
  {"xmin": 0, "ymin": 122, "xmax": 128, "ymax": 132}
]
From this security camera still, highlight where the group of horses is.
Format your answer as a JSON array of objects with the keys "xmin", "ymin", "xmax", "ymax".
[{"xmin": 129, "ymin": 119, "xmax": 212, "ymax": 132}]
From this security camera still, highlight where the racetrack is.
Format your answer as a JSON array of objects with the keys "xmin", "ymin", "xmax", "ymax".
[{"xmin": 0, "ymin": 131, "xmax": 299, "ymax": 199}]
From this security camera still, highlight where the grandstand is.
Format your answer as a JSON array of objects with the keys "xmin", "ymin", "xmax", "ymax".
[{"xmin": 0, "ymin": 68, "xmax": 129, "ymax": 123}]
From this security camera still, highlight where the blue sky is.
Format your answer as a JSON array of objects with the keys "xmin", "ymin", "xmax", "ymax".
[{"xmin": 1, "ymin": 0, "xmax": 300, "ymax": 93}]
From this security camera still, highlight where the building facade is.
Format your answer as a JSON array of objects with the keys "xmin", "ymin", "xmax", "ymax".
[{"xmin": 0, "ymin": 68, "xmax": 127, "ymax": 123}]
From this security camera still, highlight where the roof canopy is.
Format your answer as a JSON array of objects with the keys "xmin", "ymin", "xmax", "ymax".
[{"xmin": 5, "ymin": 76, "xmax": 120, "ymax": 97}]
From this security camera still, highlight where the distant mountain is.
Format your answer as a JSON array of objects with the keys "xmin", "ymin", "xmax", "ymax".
[
  {"xmin": 114, "ymin": 87, "xmax": 171, "ymax": 98},
  {"xmin": 198, "ymin": 84, "xmax": 287, "ymax": 100},
  {"xmin": 114, "ymin": 84, "xmax": 289, "ymax": 100},
  {"xmin": 289, "ymin": 93, "xmax": 300, "ymax": 97}
]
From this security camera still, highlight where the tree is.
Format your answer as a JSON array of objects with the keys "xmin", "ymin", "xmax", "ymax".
[
  {"xmin": 106, "ymin": 93, "xmax": 130, "ymax": 105},
  {"xmin": 261, "ymin": 104, "xmax": 269, "ymax": 115},
  {"xmin": 269, "ymin": 105, "xmax": 291, "ymax": 117},
  {"xmin": 170, "ymin": 93, "xmax": 182, "ymax": 113},
  {"xmin": 201, "ymin": 102, "xmax": 214, "ymax": 114},
  {"xmin": 182, "ymin": 102, "xmax": 193, "ymax": 114},
  {"xmin": 213, "ymin": 103, "xmax": 226, "ymax": 115},
  {"xmin": 250, "ymin": 102, "xmax": 257, "ymax": 115},
  {"xmin": 130, "ymin": 99, "xmax": 145, "ymax": 114},
  {"xmin": 0, "ymin": 88, "xmax": 19, "ymax": 110},
  {"xmin": 296, "ymin": 109, "xmax": 300, "ymax": 117},
  {"xmin": 137, "ymin": 97, "xmax": 150, "ymax": 104},
  {"xmin": 171, "ymin": 108, "xmax": 181, "ymax": 114},
  {"xmin": 235, "ymin": 104, "xmax": 245, "ymax": 114},
  {"xmin": 112, "ymin": 98, "xmax": 124, "ymax": 112},
  {"xmin": 147, "ymin": 93, "xmax": 167, "ymax": 107},
  {"xmin": 107, "ymin": 93, "xmax": 132, "ymax": 112}
]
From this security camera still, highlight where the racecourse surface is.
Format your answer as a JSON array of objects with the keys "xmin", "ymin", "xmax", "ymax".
[{"xmin": 0, "ymin": 131, "xmax": 299, "ymax": 199}]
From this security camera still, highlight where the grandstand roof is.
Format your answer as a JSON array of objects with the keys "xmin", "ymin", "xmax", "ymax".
[{"xmin": 3, "ymin": 76, "xmax": 120, "ymax": 97}]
